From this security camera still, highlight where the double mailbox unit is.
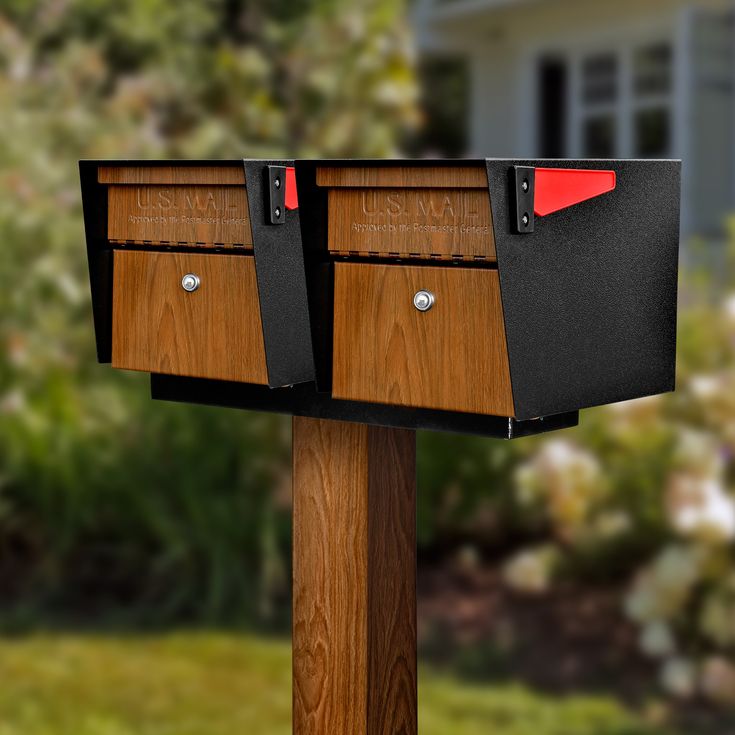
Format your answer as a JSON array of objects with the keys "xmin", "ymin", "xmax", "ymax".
[
  {"xmin": 80, "ymin": 158, "xmax": 680, "ymax": 438},
  {"xmin": 81, "ymin": 157, "xmax": 680, "ymax": 735}
]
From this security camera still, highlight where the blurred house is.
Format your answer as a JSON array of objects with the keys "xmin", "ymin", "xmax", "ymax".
[{"xmin": 415, "ymin": 0, "xmax": 735, "ymax": 238}]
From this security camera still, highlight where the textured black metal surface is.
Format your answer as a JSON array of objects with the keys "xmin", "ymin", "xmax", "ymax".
[
  {"xmin": 487, "ymin": 158, "xmax": 680, "ymax": 420},
  {"xmin": 79, "ymin": 161, "xmax": 113, "ymax": 362},
  {"xmin": 243, "ymin": 160, "xmax": 315, "ymax": 388},
  {"xmin": 150, "ymin": 374, "xmax": 579, "ymax": 439},
  {"xmin": 292, "ymin": 160, "xmax": 333, "ymax": 391}
]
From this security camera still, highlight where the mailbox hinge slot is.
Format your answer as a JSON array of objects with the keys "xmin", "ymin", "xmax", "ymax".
[
  {"xmin": 512, "ymin": 166, "xmax": 535, "ymax": 234},
  {"xmin": 266, "ymin": 165, "xmax": 287, "ymax": 225}
]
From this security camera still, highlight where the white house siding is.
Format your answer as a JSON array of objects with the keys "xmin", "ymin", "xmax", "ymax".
[
  {"xmin": 689, "ymin": 8, "xmax": 735, "ymax": 236},
  {"xmin": 469, "ymin": 45, "xmax": 522, "ymax": 155}
]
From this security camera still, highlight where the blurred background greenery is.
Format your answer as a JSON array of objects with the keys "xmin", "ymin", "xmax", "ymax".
[{"xmin": 0, "ymin": 1, "xmax": 734, "ymax": 733}]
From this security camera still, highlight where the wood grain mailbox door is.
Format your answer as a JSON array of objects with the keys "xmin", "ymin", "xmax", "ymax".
[{"xmin": 112, "ymin": 250, "xmax": 268, "ymax": 384}]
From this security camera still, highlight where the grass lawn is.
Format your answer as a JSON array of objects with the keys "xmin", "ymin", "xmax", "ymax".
[{"xmin": 0, "ymin": 632, "xmax": 676, "ymax": 735}]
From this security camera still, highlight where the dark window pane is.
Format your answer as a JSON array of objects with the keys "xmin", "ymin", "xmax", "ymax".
[
  {"xmin": 634, "ymin": 107, "xmax": 670, "ymax": 157},
  {"xmin": 583, "ymin": 114, "xmax": 616, "ymax": 157},
  {"xmin": 582, "ymin": 53, "xmax": 617, "ymax": 104},
  {"xmin": 634, "ymin": 43, "xmax": 672, "ymax": 95},
  {"xmin": 538, "ymin": 56, "xmax": 567, "ymax": 157},
  {"xmin": 408, "ymin": 57, "xmax": 469, "ymax": 156}
]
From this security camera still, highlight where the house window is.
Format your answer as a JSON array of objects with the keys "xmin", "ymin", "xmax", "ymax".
[
  {"xmin": 632, "ymin": 43, "xmax": 672, "ymax": 157},
  {"xmin": 537, "ymin": 41, "xmax": 673, "ymax": 158},
  {"xmin": 580, "ymin": 53, "xmax": 618, "ymax": 157}
]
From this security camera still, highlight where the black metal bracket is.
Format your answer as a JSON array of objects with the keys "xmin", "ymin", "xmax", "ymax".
[
  {"xmin": 266, "ymin": 165, "xmax": 287, "ymax": 225},
  {"xmin": 512, "ymin": 166, "xmax": 535, "ymax": 234},
  {"xmin": 151, "ymin": 375, "xmax": 580, "ymax": 440}
]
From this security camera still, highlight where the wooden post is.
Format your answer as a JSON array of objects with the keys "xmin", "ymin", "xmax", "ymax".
[{"xmin": 292, "ymin": 417, "xmax": 417, "ymax": 735}]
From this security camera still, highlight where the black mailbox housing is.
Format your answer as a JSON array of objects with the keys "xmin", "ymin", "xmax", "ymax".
[{"xmin": 81, "ymin": 158, "xmax": 681, "ymax": 438}]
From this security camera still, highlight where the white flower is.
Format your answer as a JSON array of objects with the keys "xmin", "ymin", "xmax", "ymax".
[
  {"xmin": 667, "ymin": 474, "xmax": 735, "ymax": 542},
  {"xmin": 640, "ymin": 622, "xmax": 676, "ymax": 659},
  {"xmin": 515, "ymin": 440, "xmax": 602, "ymax": 539},
  {"xmin": 654, "ymin": 545, "xmax": 704, "ymax": 591},
  {"xmin": 502, "ymin": 546, "xmax": 557, "ymax": 595},
  {"xmin": 625, "ymin": 546, "xmax": 703, "ymax": 623},
  {"xmin": 701, "ymin": 657, "xmax": 735, "ymax": 706},
  {"xmin": 660, "ymin": 657, "xmax": 697, "ymax": 700},
  {"xmin": 689, "ymin": 374, "xmax": 723, "ymax": 400},
  {"xmin": 541, "ymin": 440, "xmax": 590, "ymax": 472},
  {"xmin": 700, "ymin": 581, "xmax": 735, "ymax": 647}
]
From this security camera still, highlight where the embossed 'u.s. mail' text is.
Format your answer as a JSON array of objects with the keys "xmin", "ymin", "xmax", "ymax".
[
  {"xmin": 327, "ymin": 187, "xmax": 495, "ymax": 258},
  {"xmin": 107, "ymin": 185, "xmax": 253, "ymax": 245}
]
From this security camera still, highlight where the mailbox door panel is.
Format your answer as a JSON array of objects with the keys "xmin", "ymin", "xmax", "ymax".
[
  {"xmin": 332, "ymin": 263, "xmax": 514, "ymax": 416},
  {"xmin": 112, "ymin": 250, "xmax": 268, "ymax": 384}
]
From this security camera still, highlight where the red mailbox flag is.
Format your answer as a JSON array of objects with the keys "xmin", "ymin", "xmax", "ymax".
[
  {"xmin": 285, "ymin": 166, "xmax": 299, "ymax": 211},
  {"xmin": 534, "ymin": 168, "xmax": 616, "ymax": 216}
]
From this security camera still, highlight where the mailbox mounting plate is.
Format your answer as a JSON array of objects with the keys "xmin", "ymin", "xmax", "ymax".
[
  {"xmin": 512, "ymin": 165, "xmax": 535, "ymax": 233},
  {"xmin": 151, "ymin": 374, "xmax": 580, "ymax": 440},
  {"xmin": 267, "ymin": 165, "xmax": 287, "ymax": 225}
]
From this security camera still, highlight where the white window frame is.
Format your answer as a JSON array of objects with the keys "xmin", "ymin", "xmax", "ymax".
[
  {"xmin": 521, "ymin": 23, "xmax": 677, "ymax": 160},
  {"xmin": 569, "ymin": 39, "xmax": 674, "ymax": 158}
]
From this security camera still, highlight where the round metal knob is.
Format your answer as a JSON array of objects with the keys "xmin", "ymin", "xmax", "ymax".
[
  {"xmin": 181, "ymin": 273, "xmax": 200, "ymax": 292},
  {"xmin": 413, "ymin": 290, "xmax": 435, "ymax": 312}
]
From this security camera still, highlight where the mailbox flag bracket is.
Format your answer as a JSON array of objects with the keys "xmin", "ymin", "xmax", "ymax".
[
  {"xmin": 266, "ymin": 165, "xmax": 287, "ymax": 224},
  {"xmin": 512, "ymin": 166, "xmax": 617, "ymax": 233},
  {"xmin": 266, "ymin": 165, "xmax": 299, "ymax": 225},
  {"xmin": 511, "ymin": 166, "xmax": 536, "ymax": 233},
  {"xmin": 534, "ymin": 167, "xmax": 616, "ymax": 217}
]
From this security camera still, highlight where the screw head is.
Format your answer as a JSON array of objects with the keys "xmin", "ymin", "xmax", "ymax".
[
  {"xmin": 274, "ymin": 177, "xmax": 281, "ymax": 189},
  {"xmin": 274, "ymin": 206, "xmax": 282, "ymax": 219},
  {"xmin": 522, "ymin": 212, "xmax": 530, "ymax": 227},
  {"xmin": 521, "ymin": 179, "xmax": 529, "ymax": 193},
  {"xmin": 413, "ymin": 290, "xmax": 435, "ymax": 312},
  {"xmin": 181, "ymin": 273, "xmax": 200, "ymax": 292}
]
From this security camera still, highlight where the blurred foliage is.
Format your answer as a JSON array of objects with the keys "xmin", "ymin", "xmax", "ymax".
[
  {"xmin": 0, "ymin": 0, "xmax": 417, "ymax": 626},
  {"xmin": 0, "ymin": 631, "xmax": 677, "ymax": 735},
  {"xmin": 1, "ymin": 0, "xmax": 735, "ymax": 714}
]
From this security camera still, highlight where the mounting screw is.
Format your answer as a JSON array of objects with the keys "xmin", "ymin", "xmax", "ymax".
[
  {"xmin": 522, "ymin": 212, "xmax": 530, "ymax": 227},
  {"xmin": 413, "ymin": 290, "xmax": 435, "ymax": 312},
  {"xmin": 521, "ymin": 179, "xmax": 529, "ymax": 193},
  {"xmin": 274, "ymin": 177, "xmax": 281, "ymax": 189},
  {"xmin": 274, "ymin": 206, "xmax": 282, "ymax": 219},
  {"xmin": 181, "ymin": 273, "xmax": 200, "ymax": 292}
]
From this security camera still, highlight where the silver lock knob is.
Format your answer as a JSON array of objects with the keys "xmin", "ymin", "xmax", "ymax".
[
  {"xmin": 181, "ymin": 273, "xmax": 200, "ymax": 292},
  {"xmin": 413, "ymin": 290, "xmax": 435, "ymax": 312}
]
